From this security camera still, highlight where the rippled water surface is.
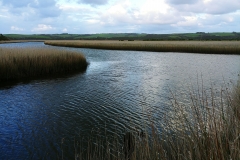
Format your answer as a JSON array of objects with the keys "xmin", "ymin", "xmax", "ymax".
[{"xmin": 0, "ymin": 42, "xmax": 240, "ymax": 159}]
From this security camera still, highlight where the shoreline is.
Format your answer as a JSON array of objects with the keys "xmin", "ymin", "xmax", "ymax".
[
  {"xmin": 44, "ymin": 40, "xmax": 240, "ymax": 55},
  {"xmin": 0, "ymin": 40, "xmax": 45, "ymax": 44}
]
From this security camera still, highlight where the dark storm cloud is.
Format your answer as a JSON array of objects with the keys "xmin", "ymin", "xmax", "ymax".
[{"xmin": 78, "ymin": 0, "xmax": 108, "ymax": 5}]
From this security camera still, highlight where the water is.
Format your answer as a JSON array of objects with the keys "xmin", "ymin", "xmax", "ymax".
[{"xmin": 0, "ymin": 42, "xmax": 239, "ymax": 159}]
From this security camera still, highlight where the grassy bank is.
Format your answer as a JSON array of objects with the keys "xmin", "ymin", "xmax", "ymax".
[
  {"xmin": 0, "ymin": 47, "xmax": 88, "ymax": 82},
  {"xmin": 45, "ymin": 40, "xmax": 240, "ymax": 54},
  {"xmin": 74, "ymin": 80, "xmax": 240, "ymax": 160}
]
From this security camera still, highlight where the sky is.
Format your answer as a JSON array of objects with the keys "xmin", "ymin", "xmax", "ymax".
[{"xmin": 0, "ymin": 0, "xmax": 240, "ymax": 34}]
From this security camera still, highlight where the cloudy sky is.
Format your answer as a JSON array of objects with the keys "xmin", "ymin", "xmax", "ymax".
[{"xmin": 0, "ymin": 0, "xmax": 240, "ymax": 34}]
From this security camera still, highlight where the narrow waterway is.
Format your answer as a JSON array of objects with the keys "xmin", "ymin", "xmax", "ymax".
[{"xmin": 0, "ymin": 42, "xmax": 239, "ymax": 159}]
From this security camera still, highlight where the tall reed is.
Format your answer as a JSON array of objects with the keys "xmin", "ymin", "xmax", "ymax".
[
  {"xmin": 0, "ymin": 47, "xmax": 88, "ymax": 81},
  {"xmin": 74, "ymin": 80, "xmax": 240, "ymax": 160},
  {"xmin": 45, "ymin": 40, "xmax": 240, "ymax": 55}
]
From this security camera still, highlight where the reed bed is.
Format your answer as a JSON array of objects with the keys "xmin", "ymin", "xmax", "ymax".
[
  {"xmin": 74, "ymin": 80, "xmax": 240, "ymax": 160},
  {"xmin": 0, "ymin": 47, "xmax": 88, "ymax": 81},
  {"xmin": 45, "ymin": 40, "xmax": 240, "ymax": 54}
]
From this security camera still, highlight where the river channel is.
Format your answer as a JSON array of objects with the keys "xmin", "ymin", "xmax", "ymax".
[{"xmin": 0, "ymin": 42, "xmax": 239, "ymax": 159}]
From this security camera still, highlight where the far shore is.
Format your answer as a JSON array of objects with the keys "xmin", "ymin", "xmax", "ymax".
[
  {"xmin": 1, "ymin": 40, "xmax": 240, "ymax": 55},
  {"xmin": 0, "ymin": 40, "xmax": 45, "ymax": 44},
  {"xmin": 44, "ymin": 40, "xmax": 240, "ymax": 55}
]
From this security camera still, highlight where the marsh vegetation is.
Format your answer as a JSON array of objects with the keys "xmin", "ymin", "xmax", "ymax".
[
  {"xmin": 0, "ymin": 47, "xmax": 88, "ymax": 81},
  {"xmin": 45, "ymin": 40, "xmax": 240, "ymax": 54},
  {"xmin": 75, "ymin": 81, "xmax": 240, "ymax": 160}
]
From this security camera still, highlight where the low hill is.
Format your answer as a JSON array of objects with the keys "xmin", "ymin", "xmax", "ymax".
[
  {"xmin": 0, "ymin": 34, "xmax": 9, "ymax": 41},
  {"xmin": 3, "ymin": 32, "xmax": 240, "ymax": 41}
]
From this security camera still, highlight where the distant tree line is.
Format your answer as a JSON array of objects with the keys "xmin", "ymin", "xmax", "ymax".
[
  {"xmin": 3, "ymin": 32, "xmax": 240, "ymax": 41},
  {"xmin": 0, "ymin": 34, "xmax": 9, "ymax": 41}
]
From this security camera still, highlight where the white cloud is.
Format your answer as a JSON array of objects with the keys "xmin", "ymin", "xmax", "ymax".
[
  {"xmin": 173, "ymin": 16, "xmax": 197, "ymax": 27},
  {"xmin": 95, "ymin": 0, "xmax": 171, "ymax": 25},
  {"xmin": 1, "ymin": 0, "xmax": 61, "ymax": 18},
  {"xmin": 0, "ymin": 0, "xmax": 240, "ymax": 34},
  {"xmin": 166, "ymin": 0, "xmax": 197, "ymax": 5},
  {"xmin": 0, "ymin": 14, "xmax": 8, "ymax": 18},
  {"xmin": 166, "ymin": 0, "xmax": 240, "ymax": 15},
  {"xmin": 62, "ymin": 28, "xmax": 68, "ymax": 32},
  {"xmin": 59, "ymin": 4, "xmax": 92, "ymax": 12},
  {"xmin": 31, "ymin": 24, "xmax": 55, "ymax": 32},
  {"xmin": 11, "ymin": 26, "xmax": 24, "ymax": 31}
]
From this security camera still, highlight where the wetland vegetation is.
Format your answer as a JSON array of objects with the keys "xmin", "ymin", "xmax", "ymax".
[
  {"xmin": 0, "ymin": 47, "xmax": 88, "ymax": 82},
  {"xmin": 75, "ymin": 81, "xmax": 240, "ymax": 160},
  {"xmin": 45, "ymin": 40, "xmax": 240, "ymax": 54},
  {"xmin": 0, "ymin": 42, "xmax": 239, "ymax": 159}
]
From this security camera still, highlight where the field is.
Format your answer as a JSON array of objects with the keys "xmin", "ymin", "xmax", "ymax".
[
  {"xmin": 4, "ymin": 32, "xmax": 240, "ymax": 41},
  {"xmin": 45, "ymin": 40, "xmax": 240, "ymax": 54},
  {"xmin": 3, "ymin": 33, "xmax": 147, "ymax": 40},
  {"xmin": 0, "ymin": 47, "xmax": 88, "ymax": 82}
]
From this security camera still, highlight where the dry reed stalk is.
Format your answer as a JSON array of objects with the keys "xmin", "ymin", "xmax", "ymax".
[
  {"xmin": 45, "ymin": 40, "xmax": 240, "ymax": 54},
  {"xmin": 0, "ymin": 47, "xmax": 88, "ymax": 81},
  {"xmin": 73, "ymin": 80, "xmax": 240, "ymax": 160}
]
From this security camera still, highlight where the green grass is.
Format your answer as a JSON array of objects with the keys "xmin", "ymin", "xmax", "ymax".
[
  {"xmin": 168, "ymin": 35, "xmax": 181, "ymax": 38},
  {"xmin": 4, "ymin": 33, "xmax": 148, "ymax": 41},
  {"xmin": 184, "ymin": 33, "xmax": 201, "ymax": 37},
  {"xmin": 4, "ymin": 32, "xmax": 240, "ymax": 41},
  {"xmin": 45, "ymin": 40, "xmax": 240, "ymax": 54},
  {"xmin": 212, "ymin": 33, "xmax": 236, "ymax": 36},
  {"xmin": 0, "ymin": 47, "xmax": 88, "ymax": 81},
  {"xmin": 74, "ymin": 80, "xmax": 240, "ymax": 160}
]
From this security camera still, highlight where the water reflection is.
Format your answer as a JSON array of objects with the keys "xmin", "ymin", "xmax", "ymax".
[{"xmin": 0, "ymin": 42, "xmax": 239, "ymax": 159}]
